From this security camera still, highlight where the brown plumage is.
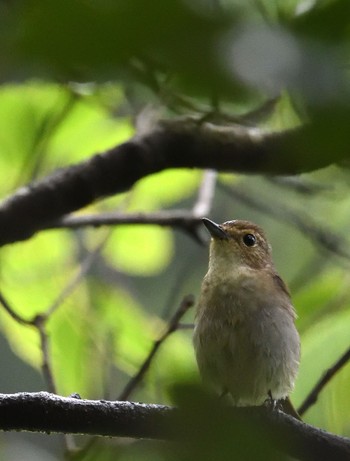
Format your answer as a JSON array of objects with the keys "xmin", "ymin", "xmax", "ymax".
[{"xmin": 193, "ymin": 218, "xmax": 300, "ymax": 418}]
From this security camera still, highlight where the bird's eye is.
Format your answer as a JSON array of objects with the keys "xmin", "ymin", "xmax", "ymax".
[{"xmin": 243, "ymin": 233, "xmax": 256, "ymax": 247}]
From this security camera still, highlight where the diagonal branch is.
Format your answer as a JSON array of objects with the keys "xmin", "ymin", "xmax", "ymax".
[
  {"xmin": 0, "ymin": 291, "xmax": 32, "ymax": 326},
  {"xmin": 298, "ymin": 345, "xmax": 350, "ymax": 416},
  {"xmin": 0, "ymin": 116, "xmax": 347, "ymax": 247},
  {"xmin": 118, "ymin": 294, "xmax": 194, "ymax": 401}
]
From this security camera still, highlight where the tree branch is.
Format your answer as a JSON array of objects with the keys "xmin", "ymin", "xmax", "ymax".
[
  {"xmin": 298, "ymin": 345, "xmax": 350, "ymax": 416},
  {"xmin": 47, "ymin": 210, "xmax": 202, "ymax": 234},
  {"xmin": 0, "ymin": 392, "xmax": 350, "ymax": 461},
  {"xmin": 0, "ymin": 392, "xmax": 171, "ymax": 439},
  {"xmin": 0, "ymin": 116, "xmax": 346, "ymax": 247},
  {"xmin": 118, "ymin": 294, "xmax": 194, "ymax": 401}
]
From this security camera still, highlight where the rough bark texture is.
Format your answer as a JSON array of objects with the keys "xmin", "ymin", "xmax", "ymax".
[
  {"xmin": 0, "ymin": 117, "xmax": 346, "ymax": 247},
  {"xmin": 0, "ymin": 392, "xmax": 349, "ymax": 461}
]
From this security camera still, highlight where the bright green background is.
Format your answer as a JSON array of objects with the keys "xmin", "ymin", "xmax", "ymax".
[{"xmin": 1, "ymin": 0, "xmax": 350, "ymax": 459}]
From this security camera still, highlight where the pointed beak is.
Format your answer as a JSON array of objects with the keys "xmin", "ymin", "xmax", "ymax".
[{"xmin": 202, "ymin": 218, "xmax": 228, "ymax": 240}]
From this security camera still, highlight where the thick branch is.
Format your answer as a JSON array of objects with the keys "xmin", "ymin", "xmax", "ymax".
[
  {"xmin": 0, "ymin": 116, "xmax": 346, "ymax": 247},
  {"xmin": 0, "ymin": 392, "xmax": 350, "ymax": 461},
  {"xmin": 0, "ymin": 392, "xmax": 171, "ymax": 439}
]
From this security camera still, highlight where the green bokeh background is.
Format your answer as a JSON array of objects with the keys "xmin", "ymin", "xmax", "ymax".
[{"xmin": 1, "ymin": 0, "xmax": 350, "ymax": 459}]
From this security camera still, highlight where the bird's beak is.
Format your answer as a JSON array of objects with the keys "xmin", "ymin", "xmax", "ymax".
[{"xmin": 202, "ymin": 218, "xmax": 228, "ymax": 240}]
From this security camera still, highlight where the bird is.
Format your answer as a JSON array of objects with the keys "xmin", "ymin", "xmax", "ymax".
[{"xmin": 193, "ymin": 217, "xmax": 300, "ymax": 418}]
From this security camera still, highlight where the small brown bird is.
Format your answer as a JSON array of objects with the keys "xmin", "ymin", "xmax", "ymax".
[{"xmin": 193, "ymin": 218, "xmax": 300, "ymax": 417}]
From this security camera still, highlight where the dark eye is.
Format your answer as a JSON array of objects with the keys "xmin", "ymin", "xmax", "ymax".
[{"xmin": 243, "ymin": 233, "xmax": 256, "ymax": 247}]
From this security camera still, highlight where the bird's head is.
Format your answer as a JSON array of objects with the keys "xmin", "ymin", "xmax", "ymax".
[{"xmin": 202, "ymin": 217, "xmax": 274, "ymax": 271}]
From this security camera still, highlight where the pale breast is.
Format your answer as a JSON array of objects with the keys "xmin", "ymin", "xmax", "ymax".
[{"xmin": 193, "ymin": 269, "xmax": 300, "ymax": 405}]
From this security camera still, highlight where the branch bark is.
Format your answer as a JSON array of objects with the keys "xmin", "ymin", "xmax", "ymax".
[
  {"xmin": 0, "ymin": 392, "xmax": 350, "ymax": 461},
  {"xmin": 0, "ymin": 116, "xmax": 346, "ymax": 247}
]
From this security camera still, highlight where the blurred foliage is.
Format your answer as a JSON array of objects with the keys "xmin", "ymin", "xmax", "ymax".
[
  {"xmin": 0, "ymin": 0, "xmax": 350, "ymax": 460},
  {"xmin": 105, "ymin": 226, "xmax": 174, "ymax": 275}
]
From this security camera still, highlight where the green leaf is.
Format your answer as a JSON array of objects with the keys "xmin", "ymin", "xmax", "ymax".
[
  {"xmin": 97, "ymin": 286, "xmax": 156, "ymax": 375},
  {"xmin": 104, "ymin": 226, "xmax": 174, "ymax": 276},
  {"xmin": 0, "ymin": 82, "xmax": 133, "ymax": 190},
  {"xmin": 153, "ymin": 331, "xmax": 199, "ymax": 398},
  {"xmin": 0, "ymin": 230, "xmax": 75, "ymax": 316},
  {"xmin": 48, "ymin": 88, "xmax": 133, "ymax": 166},
  {"xmin": 293, "ymin": 267, "xmax": 348, "ymax": 330},
  {"xmin": 0, "ymin": 314, "xmax": 41, "ymax": 370},
  {"xmin": 0, "ymin": 230, "xmax": 77, "ymax": 371},
  {"xmin": 49, "ymin": 288, "xmax": 96, "ymax": 396},
  {"xmin": 130, "ymin": 169, "xmax": 201, "ymax": 211}
]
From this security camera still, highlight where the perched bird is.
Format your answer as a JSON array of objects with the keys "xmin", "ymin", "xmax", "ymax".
[{"xmin": 193, "ymin": 218, "xmax": 300, "ymax": 418}]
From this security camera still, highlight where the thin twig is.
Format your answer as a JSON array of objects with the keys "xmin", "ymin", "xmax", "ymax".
[
  {"xmin": 45, "ymin": 232, "xmax": 110, "ymax": 317},
  {"xmin": 118, "ymin": 294, "xmax": 195, "ymax": 401},
  {"xmin": 177, "ymin": 323, "xmax": 194, "ymax": 330},
  {"xmin": 268, "ymin": 176, "xmax": 333, "ymax": 195},
  {"xmin": 15, "ymin": 90, "xmax": 78, "ymax": 187},
  {"xmin": 218, "ymin": 182, "xmax": 350, "ymax": 262},
  {"xmin": 160, "ymin": 255, "xmax": 197, "ymax": 319},
  {"xmin": 33, "ymin": 315, "xmax": 57, "ymax": 394},
  {"xmin": 193, "ymin": 169, "xmax": 217, "ymax": 217},
  {"xmin": 49, "ymin": 209, "xmax": 208, "ymax": 246},
  {"xmin": 160, "ymin": 171, "xmax": 217, "ymax": 318},
  {"xmin": 298, "ymin": 345, "xmax": 350, "ymax": 416},
  {"xmin": 0, "ymin": 292, "xmax": 58, "ymax": 394},
  {"xmin": 0, "ymin": 292, "xmax": 57, "ymax": 400},
  {"xmin": 45, "ymin": 210, "xmax": 198, "ymax": 230},
  {"xmin": 0, "ymin": 291, "xmax": 31, "ymax": 325},
  {"xmin": 0, "ymin": 233, "xmax": 110, "ymax": 396}
]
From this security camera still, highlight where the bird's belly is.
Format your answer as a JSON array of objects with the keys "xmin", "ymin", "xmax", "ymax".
[{"xmin": 193, "ymin": 308, "xmax": 299, "ymax": 405}]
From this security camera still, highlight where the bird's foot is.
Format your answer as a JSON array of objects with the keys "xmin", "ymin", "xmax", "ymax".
[{"xmin": 263, "ymin": 390, "xmax": 279, "ymax": 412}]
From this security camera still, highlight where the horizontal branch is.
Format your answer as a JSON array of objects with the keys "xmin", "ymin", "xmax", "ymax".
[
  {"xmin": 0, "ymin": 392, "xmax": 350, "ymax": 461},
  {"xmin": 0, "ymin": 392, "xmax": 171, "ymax": 439},
  {"xmin": 46, "ymin": 210, "xmax": 201, "ymax": 231},
  {"xmin": 0, "ymin": 116, "xmax": 347, "ymax": 246}
]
